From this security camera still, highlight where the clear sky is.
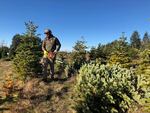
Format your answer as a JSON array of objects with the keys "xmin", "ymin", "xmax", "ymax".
[{"xmin": 0, "ymin": 0, "xmax": 150, "ymax": 51}]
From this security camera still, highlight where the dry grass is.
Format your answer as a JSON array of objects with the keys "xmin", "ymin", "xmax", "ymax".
[
  {"xmin": 0, "ymin": 60, "xmax": 149, "ymax": 113},
  {"xmin": 0, "ymin": 60, "xmax": 76, "ymax": 113},
  {"xmin": 0, "ymin": 60, "xmax": 13, "ymax": 80}
]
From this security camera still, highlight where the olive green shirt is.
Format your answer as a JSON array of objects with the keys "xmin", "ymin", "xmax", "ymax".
[{"xmin": 42, "ymin": 37, "xmax": 61, "ymax": 52}]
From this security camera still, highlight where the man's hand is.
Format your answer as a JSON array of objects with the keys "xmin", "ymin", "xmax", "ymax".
[
  {"xmin": 48, "ymin": 52, "xmax": 56, "ymax": 59},
  {"xmin": 54, "ymin": 52, "xmax": 57, "ymax": 55}
]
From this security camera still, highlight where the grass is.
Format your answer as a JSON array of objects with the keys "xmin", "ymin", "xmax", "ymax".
[
  {"xmin": 0, "ymin": 60, "xmax": 76, "ymax": 113},
  {"xmin": 0, "ymin": 60, "xmax": 149, "ymax": 113}
]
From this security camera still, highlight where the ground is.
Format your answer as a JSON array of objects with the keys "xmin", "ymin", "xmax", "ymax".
[
  {"xmin": 0, "ymin": 60, "xmax": 149, "ymax": 113},
  {"xmin": 0, "ymin": 60, "xmax": 75, "ymax": 113}
]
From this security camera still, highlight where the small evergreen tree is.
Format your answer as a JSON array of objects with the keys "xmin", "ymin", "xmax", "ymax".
[
  {"xmin": 13, "ymin": 22, "xmax": 42, "ymax": 79},
  {"xmin": 72, "ymin": 61, "xmax": 140, "ymax": 113},
  {"xmin": 109, "ymin": 36, "xmax": 131, "ymax": 68},
  {"xmin": 137, "ymin": 49, "xmax": 150, "ymax": 94},
  {"xmin": 90, "ymin": 44, "xmax": 107, "ymax": 61}
]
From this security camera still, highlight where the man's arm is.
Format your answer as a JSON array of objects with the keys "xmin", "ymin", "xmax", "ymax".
[
  {"xmin": 55, "ymin": 38, "xmax": 61, "ymax": 52},
  {"xmin": 42, "ymin": 40, "xmax": 46, "ymax": 52}
]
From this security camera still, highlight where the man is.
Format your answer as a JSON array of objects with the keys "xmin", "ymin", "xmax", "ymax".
[{"xmin": 42, "ymin": 29, "xmax": 61, "ymax": 81}]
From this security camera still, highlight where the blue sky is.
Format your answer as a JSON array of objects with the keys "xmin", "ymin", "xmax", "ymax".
[{"xmin": 0, "ymin": 0, "xmax": 150, "ymax": 51}]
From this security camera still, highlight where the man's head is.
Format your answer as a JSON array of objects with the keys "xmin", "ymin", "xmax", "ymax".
[
  {"xmin": 44, "ymin": 29, "xmax": 52, "ymax": 37},
  {"xmin": 44, "ymin": 29, "xmax": 52, "ymax": 34}
]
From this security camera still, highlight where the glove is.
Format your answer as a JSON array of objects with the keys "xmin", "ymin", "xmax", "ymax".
[{"xmin": 43, "ymin": 50, "xmax": 48, "ymax": 58}]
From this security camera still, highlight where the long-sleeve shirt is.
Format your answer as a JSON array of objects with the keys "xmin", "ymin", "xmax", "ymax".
[{"xmin": 42, "ymin": 37, "xmax": 61, "ymax": 52}]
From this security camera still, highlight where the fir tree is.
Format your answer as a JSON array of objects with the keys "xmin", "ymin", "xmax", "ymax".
[{"xmin": 130, "ymin": 31, "xmax": 141, "ymax": 49}]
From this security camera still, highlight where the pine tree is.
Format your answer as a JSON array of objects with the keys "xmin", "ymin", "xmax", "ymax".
[
  {"xmin": 137, "ymin": 49, "xmax": 150, "ymax": 90},
  {"xmin": 109, "ymin": 34, "xmax": 131, "ymax": 68},
  {"xmin": 143, "ymin": 32, "xmax": 149, "ymax": 44},
  {"xmin": 73, "ymin": 37, "xmax": 87, "ymax": 52},
  {"xmin": 130, "ymin": 31, "xmax": 141, "ymax": 49},
  {"xmin": 13, "ymin": 22, "xmax": 42, "ymax": 79},
  {"xmin": 142, "ymin": 32, "xmax": 150, "ymax": 49},
  {"xmin": 70, "ymin": 38, "xmax": 87, "ymax": 70},
  {"xmin": 9, "ymin": 34, "xmax": 23, "ymax": 58},
  {"xmin": 90, "ymin": 44, "xmax": 107, "ymax": 60},
  {"xmin": 24, "ymin": 21, "xmax": 39, "ymax": 37},
  {"xmin": 0, "ymin": 46, "xmax": 9, "ymax": 59},
  {"xmin": 73, "ymin": 61, "xmax": 140, "ymax": 113}
]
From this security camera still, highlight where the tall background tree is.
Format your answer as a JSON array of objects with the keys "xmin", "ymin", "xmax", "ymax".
[
  {"xmin": 130, "ymin": 31, "xmax": 141, "ymax": 49},
  {"xmin": 70, "ymin": 37, "xmax": 87, "ymax": 70},
  {"xmin": 0, "ymin": 41, "xmax": 9, "ymax": 59},
  {"xmin": 0, "ymin": 46, "xmax": 9, "ymax": 59},
  {"xmin": 9, "ymin": 34, "xmax": 23, "ymax": 59},
  {"xmin": 142, "ymin": 32, "xmax": 150, "ymax": 49},
  {"xmin": 90, "ymin": 44, "xmax": 107, "ymax": 61}
]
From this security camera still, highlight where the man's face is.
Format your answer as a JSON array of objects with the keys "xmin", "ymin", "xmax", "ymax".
[{"xmin": 45, "ymin": 32, "xmax": 50, "ymax": 37}]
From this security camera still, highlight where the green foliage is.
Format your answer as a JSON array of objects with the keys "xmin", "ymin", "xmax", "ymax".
[
  {"xmin": 142, "ymin": 32, "xmax": 150, "ymax": 50},
  {"xmin": 12, "ymin": 21, "xmax": 42, "ymax": 79},
  {"xmin": 54, "ymin": 52, "xmax": 69, "ymax": 76},
  {"xmin": 73, "ymin": 61, "xmax": 140, "ymax": 113},
  {"xmin": 137, "ymin": 50, "xmax": 150, "ymax": 97},
  {"xmin": 109, "ymin": 53, "xmax": 131, "ymax": 68},
  {"xmin": 90, "ymin": 44, "xmax": 107, "ymax": 60},
  {"xmin": 70, "ymin": 51, "xmax": 86, "ymax": 70},
  {"xmin": 55, "ymin": 51, "xmax": 76, "ymax": 77},
  {"xmin": 89, "ymin": 34, "xmax": 131, "ymax": 63},
  {"xmin": 143, "ymin": 32, "xmax": 150, "ymax": 44},
  {"xmin": 139, "ymin": 49, "xmax": 150, "ymax": 65},
  {"xmin": 130, "ymin": 31, "xmax": 141, "ymax": 49},
  {"xmin": 73, "ymin": 38, "xmax": 87, "ymax": 52},
  {"xmin": 70, "ymin": 38, "xmax": 87, "ymax": 70},
  {"xmin": 108, "ymin": 37, "xmax": 131, "ymax": 68},
  {"xmin": 0, "ymin": 46, "xmax": 9, "ymax": 59},
  {"xmin": 9, "ymin": 34, "xmax": 23, "ymax": 59},
  {"xmin": 127, "ymin": 48, "xmax": 140, "ymax": 60},
  {"xmin": 24, "ymin": 21, "xmax": 39, "ymax": 37},
  {"xmin": 13, "ymin": 36, "xmax": 42, "ymax": 79},
  {"xmin": 64, "ymin": 65, "xmax": 75, "ymax": 77},
  {"xmin": 55, "ymin": 58, "xmax": 66, "ymax": 75}
]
